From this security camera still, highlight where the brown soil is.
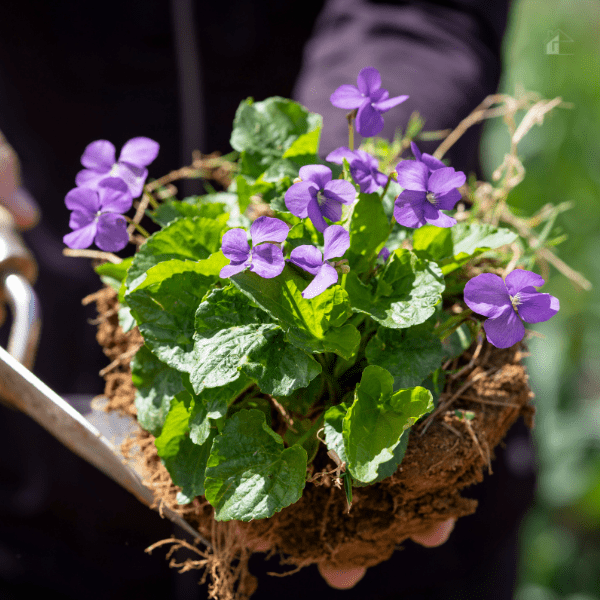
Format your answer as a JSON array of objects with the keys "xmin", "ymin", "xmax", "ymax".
[{"xmin": 89, "ymin": 284, "xmax": 534, "ymax": 600}]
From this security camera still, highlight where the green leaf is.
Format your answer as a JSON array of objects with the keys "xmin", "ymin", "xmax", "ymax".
[
  {"xmin": 342, "ymin": 366, "xmax": 433, "ymax": 483},
  {"xmin": 347, "ymin": 193, "xmax": 389, "ymax": 273},
  {"xmin": 125, "ymin": 217, "xmax": 228, "ymax": 292},
  {"xmin": 190, "ymin": 286, "xmax": 322, "ymax": 395},
  {"xmin": 283, "ymin": 417, "xmax": 320, "ymax": 464},
  {"xmin": 204, "ymin": 409, "xmax": 307, "ymax": 521},
  {"xmin": 188, "ymin": 376, "xmax": 251, "ymax": 445},
  {"xmin": 231, "ymin": 266, "xmax": 356, "ymax": 357},
  {"xmin": 230, "ymin": 96, "xmax": 322, "ymax": 175},
  {"xmin": 154, "ymin": 393, "xmax": 191, "ymax": 458},
  {"xmin": 345, "ymin": 249, "xmax": 445, "ymax": 329},
  {"xmin": 126, "ymin": 258, "xmax": 223, "ymax": 371},
  {"xmin": 131, "ymin": 345, "xmax": 186, "ymax": 436},
  {"xmin": 149, "ymin": 197, "xmax": 230, "ymax": 228},
  {"xmin": 451, "ymin": 222, "xmax": 518, "ymax": 256},
  {"xmin": 412, "ymin": 225, "xmax": 453, "ymax": 260},
  {"xmin": 365, "ymin": 323, "xmax": 445, "ymax": 390},
  {"xmin": 323, "ymin": 402, "xmax": 351, "ymax": 466},
  {"xmin": 95, "ymin": 257, "xmax": 133, "ymax": 292},
  {"xmin": 282, "ymin": 126, "xmax": 321, "ymax": 158}
]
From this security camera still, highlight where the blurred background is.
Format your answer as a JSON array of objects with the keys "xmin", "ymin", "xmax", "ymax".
[{"xmin": 480, "ymin": 0, "xmax": 600, "ymax": 598}]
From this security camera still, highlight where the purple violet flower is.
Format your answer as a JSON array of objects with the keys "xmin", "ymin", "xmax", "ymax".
[
  {"xmin": 393, "ymin": 159, "xmax": 466, "ymax": 228},
  {"xmin": 377, "ymin": 247, "xmax": 390, "ymax": 263},
  {"xmin": 63, "ymin": 177, "xmax": 132, "ymax": 252},
  {"xmin": 330, "ymin": 67, "xmax": 409, "ymax": 137},
  {"xmin": 410, "ymin": 141, "xmax": 446, "ymax": 172},
  {"xmin": 220, "ymin": 216, "xmax": 289, "ymax": 279},
  {"xmin": 284, "ymin": 165, "xmax": 356, "ymax": 232},
  {"xmin": 463, "ymin": 270, "xmax": 560, "ymax": 348},
  {"xmin": 326, "ymin": 147, "xmax": 388, "ymax": 193},
  {"xmin": 289, "ymin": 225, "xmax": 350, "ymax": 299},
  {"xmin": 76, "ymin": 137, "xmax": 160, "ymax": 198}
]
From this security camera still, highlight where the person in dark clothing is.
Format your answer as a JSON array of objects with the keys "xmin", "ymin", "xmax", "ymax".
[{"xmin": 0, "ymin": 1, "xmax": 536, "ymax": 598}]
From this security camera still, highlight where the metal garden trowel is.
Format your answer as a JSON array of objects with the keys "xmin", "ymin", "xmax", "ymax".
[{"xmin": 0, "ymin": 205, "xmax": 209, "ymax": 547}]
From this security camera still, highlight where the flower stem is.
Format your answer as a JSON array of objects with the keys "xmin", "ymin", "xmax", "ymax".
[
  {"xmin": 124, "ymin": 216, "xmax": 150, "ymax": 238},
  {"xmin": 347, "ymin": 109, "xmax": 357, "ymax": 151},
  {"xmin": 294, "ymin": 411, "xmax": 325, "ymax": 449},
  {"xmin": 143, "ymin": 191, "xmax": 160, "ymax": 209}
]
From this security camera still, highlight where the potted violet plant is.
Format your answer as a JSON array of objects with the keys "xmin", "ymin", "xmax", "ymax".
[{"xmin": 62, "ymin": 68, "xmax": 571, "ymax": 600}]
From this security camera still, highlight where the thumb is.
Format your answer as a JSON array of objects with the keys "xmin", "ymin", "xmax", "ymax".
[{"xmin": 317, "ymin": 564, "xmax": 367, "ymax": 589}]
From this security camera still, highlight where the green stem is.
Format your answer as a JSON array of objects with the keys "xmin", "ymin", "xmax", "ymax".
[
  {"xmin": 294, "ymin": 411, "xmax": 325, "ymax": 449},
  {"xmin": 143, "ymin": 191, "xmax": 160, "ymax": 209},
  {"xmin": 380, "ymin": 173, "xmax": 393, "ymax": 201},
  {"xmin": 316, "ymin": 354, "xmax": 336, "ymax": 405},
  {"xmin": 347, "ymin": 110, "xmax": 357, "ymax": 151},
  {"xmin": 125, "ymin": 217, "xmax": 150, "ymax": 238}
]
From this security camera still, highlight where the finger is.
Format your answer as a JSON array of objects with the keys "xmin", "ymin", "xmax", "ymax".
[
  {"xmin": 410, "ymin": 518, "xmax": 456, "ymax": 547},
  {"xmin": 3, "ymin": 188, "xmax": 41, "ymax": 230},
  {"xmin": 317, "ymin": 564, "xmax": 367, "ymax": 589}
]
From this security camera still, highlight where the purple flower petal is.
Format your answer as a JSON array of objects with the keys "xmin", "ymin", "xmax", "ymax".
[
  {"xmin": 330, "ymin": 85, "xmax": 365, "ymax": 110},
  {"xmin": 307, "ymin": 196, "xmax": 328, "ymax": 232},
  {"xmin": 372, "ymin": 94, "xmax": 409, "ymax": 112},
  {"xmin": 378, "ymin": 247, "xmax": 390, "ymax": 262},
  {"xmin": 220, "ymin": 262, "xmax": 248, "ymax": 279},
  {"xmin": 65, "ymin": 186, "xmax": 100, "ymax": 214},
  {"xmin": 97, "ymin": 178, "xmax": 133, "ymax": 214},
  {"xmin": 323, "ymin": 225, "xmax": 350, "ymax": 261},
  {"xmin": 428, "ymin": 167, "xmax": 466, "ymax": 195},
  {"xmin": 355, "ymin": 150, "xmax": 379, "ymax": 170},
  {"xmin": 483, "ymin": 305, "xmax": 525, "ymax": 348},
  {"xmin": 302, "ymin": 263, "xmax": 339, "ymax": 300},
  {"xmin": 410, "ymin": 142, "xmax": 423, "ymax": 161},
  {"xmin": 351, "ymin": 162, "xmax": 380, "ymax": 193},
  {"xmin": 250, "ymin": 244, "xmax": 285, "ymax": 279},
  {"xmin": 68, "ymin": 209, "xmax": 95, "ymax": 231},
  {"xmin": 298, "ymin": 165, "xmax": 332, "ymax": 189},
  {"xmin": 395, "ymin": 161, "xmax": 428, "ymax": 192},
  {"xmin": 118, "ymin": 137, "xmax": 160, "ymax": 167},
  {"xmin": 221, "ymin": 229, "xmax": 250, "ymax": 262},
  {"xmin": 110, "ymin": 162, "xmax": 148, "ymax": 198},
  {"xmin": 290, "ymin": 245, "xmax": 323, "ymax": 275},
  {"xmin": 516, "ymin": 292, "xmax": 560, "ymax": 324},
  {"xmin": 420, "ymin": 153, "xmax": 446, "ymax": 171},
  {"xmin": 284, "ymin": 181, "xmax": 317, "ymax": 218},
  {"xmin": 393, "ymin": 191, "xmax": 427, "ymax": 228},
  {"xmin": 319, "ymin": 197, "xmax": 343, "ymax": 223},
  {"xmin": 423, "ymin": 203, "xmax": 457, "ymax": 228},
  {"xmin": 323, "ymin": 178, "xmax": 356, "ymax": 205},
  {"xmin": 463, "ymin": 273, "xmax": 511, "ymax": 319},
  {"xmin": 505, "ymin": 269, "xmax": 545, "ymax": 296},
  {"xmin": 75, "ymin": 169, "xmax": 108, "ymax": 190},
  {"xmin": 434, "ymin": 188, "xmax": 461, "ymax": 211},
  {"xmin": 356, "ymin": 101, "xmax": 384, "ymax": 137},
  {"xmin": 250, "ymin": 216, "xmax": 289, "ymax": 245},
  {"xmin": 357, "ymin": 67, "xmax": 381, "ymax": 96},
  {"xmin": 63, "ymin": 221, "xmax": 98, "ymax": 250},
  {"xmin": 80, "ymin": 140, "xmax": 115, "ymax": 172},
  {"xmin": 95, "ymin": 213, "xmax": 129, "ymax": 252},
  {"xmin": 325, "ymin": 147, "xmax": 356, "ymax": 164}
]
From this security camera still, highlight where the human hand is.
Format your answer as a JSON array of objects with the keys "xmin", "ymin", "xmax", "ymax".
[
  {"xmin": 0, "ymin": 131, "xmax": 40, "ymax": 230},
  {"xmin": 317, "ymin": 518, "xmax": 457, "ymax": 590}
]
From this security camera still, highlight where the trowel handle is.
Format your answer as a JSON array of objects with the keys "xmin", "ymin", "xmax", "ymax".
[{"xmin": 0, "ymin": 205, "xmax": 40, "ymax": 369}]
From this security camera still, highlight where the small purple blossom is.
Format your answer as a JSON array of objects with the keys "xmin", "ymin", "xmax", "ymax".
[
  {"xmin": 284, "ymin": 165, "xmax": 356, "ymax": 232},
  {"xmin": 76, "ymin": 137, "xmax": 160, "ymax": 198},
  {"xmin": 330, "ymin": 67, "xmax": 409, "ymax": 137},
  {"xmin": 326, "ymin": 147, "xmax": 388, "ymax": 193},
  {"xmin": 289, "ymin": 225, "xmax": 350, "ymax": 299},
  {"xmin": 393, "ymin": 159, "xmax": 466, "ymax": 229},
  {"xmin": 220, "ymin": 216, "xmax": 289, "ymax": 279},
  {"xmin": 63, "ymin": 177, "xmax": 132, "ymax": 252},
  {"xmin": 410, "ymin": 141, "xmax": 446, "ymax": 172},
  {"xmin": 463, "ymin": 270, "xmax": 560, "ymax": 348},
  {"xmin": 377, "ymin": 247, "xmax": 390, "ymax": 263}
]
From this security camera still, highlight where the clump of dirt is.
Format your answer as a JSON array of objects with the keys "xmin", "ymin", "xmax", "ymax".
[{"xmin": 91, "ymin": 285, "xmax": 534, "ymax": 598}]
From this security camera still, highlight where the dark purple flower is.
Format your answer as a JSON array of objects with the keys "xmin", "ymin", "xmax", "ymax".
[
  {"xmin": 463, "ymin": 270, "xmax": 560, "ymax": 348},
  {"xmin": 330, "ymin": 67, "xmax": 409, "ymax": 137},
  {"xmin": 284, "ymin": 165, "xmax": 356, "ymax": 232},
  {"xmin": 76, "ymin": 137, "xmax": 160, "ymax": 198},
  {"xmin": 377, "ymin": 247, "xmax": 390, "ymax": 262},
  {"xmin": 326, "ymin": 147, "xmax": 388, "ymax": 193},
  {"xmin": 220, "ymin": 216, "xmax": 289, "ymax": 279},
  {"xmin": 410, "ymin": 141, "xmax": 446, "ymax": 172},
  {"xmin": 63, "ymin": 177, "xmax": 132, "ymax": 252},
  {"xmin": 393, "ymin": 160, "xmax": 466, "ymax": 228},
  {"xmin": 289, "ymin": 225, "xmax": 350, "ymax": 299}
]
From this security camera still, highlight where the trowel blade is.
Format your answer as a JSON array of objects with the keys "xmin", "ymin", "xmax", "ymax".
[{"xmin": 0, "ymin": 344, "xmax": 209, "ymax": 547}]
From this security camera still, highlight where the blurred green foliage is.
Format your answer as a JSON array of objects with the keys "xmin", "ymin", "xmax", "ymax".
[{"xmin": 480, "ymin": 0, "xmax": 600, "ymax": 598}]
